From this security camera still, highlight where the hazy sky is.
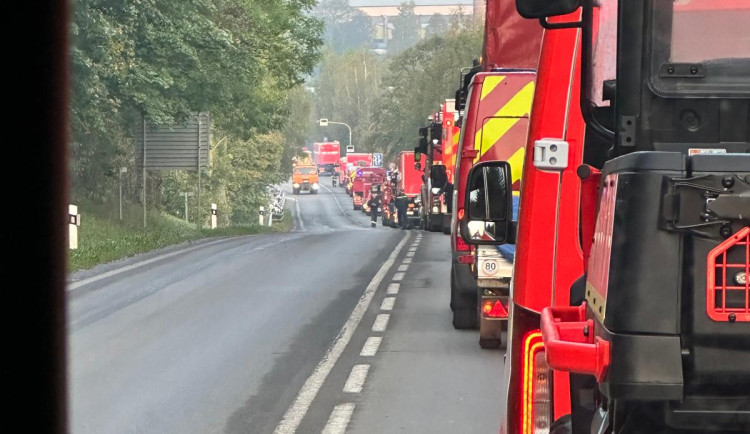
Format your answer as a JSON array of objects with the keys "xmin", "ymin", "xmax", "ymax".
[{"xmin": 348, "ymin": 0, "xmax": 474, "ymax": 6}]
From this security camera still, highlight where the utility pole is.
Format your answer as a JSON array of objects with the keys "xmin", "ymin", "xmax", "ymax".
[{"xmin": 180, "ymin": 192, "xmax": 194, "ymax": 222}]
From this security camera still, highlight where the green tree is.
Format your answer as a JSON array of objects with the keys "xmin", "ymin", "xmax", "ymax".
[
  {"xmin": 425, "ymin": 13, "xmax": 449, "ymax": 37},
  {"xmin": 363, "ymin": 25, "xmax": 483, "ymax": 159},
  {"xmin": 313, "ymin": 48, "xmax": 385, "ymax": 151},
  {"xmin": 389, "ymin": 2, "xmax": 420, "ymax": 53},
  {"xmin": 315, "ymin": 0, "xmax": 373, "ymax": 54},
  {"xmin": 70, "ymin": 0, "xmax": 323, "ymax": 224}
]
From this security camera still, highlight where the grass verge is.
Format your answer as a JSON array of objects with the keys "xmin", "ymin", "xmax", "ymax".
[{"xmin": 68, "ymin": 202, "xmax": 294, "ymax": 273}]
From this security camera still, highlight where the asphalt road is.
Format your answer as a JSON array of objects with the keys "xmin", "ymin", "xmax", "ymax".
[{"xmin": 68, "ymin": 180, "xmax": 506, "ymax": 434}]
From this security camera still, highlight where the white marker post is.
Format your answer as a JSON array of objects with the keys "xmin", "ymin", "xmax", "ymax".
[
  {"xmin": 210, "ymin": 203, "xmax": 217, "ymax": 229},
  {"xmin": 259, "ymin": 206, "xmax": 265, "ymax": 225},
  {"xmin": 69, "ymin": 205, "xmax": 81, "ymax": 249}
]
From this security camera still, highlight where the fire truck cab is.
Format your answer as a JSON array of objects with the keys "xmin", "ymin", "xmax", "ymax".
[{"xmin": 461, "ymin": 0, "xmax": 749, "ymax": 432}]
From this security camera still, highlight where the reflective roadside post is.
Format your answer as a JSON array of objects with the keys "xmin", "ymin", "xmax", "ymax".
[
  {"xmin": 211, "ymin": 203, "xmax": 217, "ymax": 229},
  {"xmin": 69, "ymin": 205, "xmax": 81, "ymax": 249},
  {"xmin": 259, "ymin": 206, "xmax": 265, "ymax": 225},
  {"xmin": 119, "ymin": 167, "xmax": 127, "ymax": 221}
]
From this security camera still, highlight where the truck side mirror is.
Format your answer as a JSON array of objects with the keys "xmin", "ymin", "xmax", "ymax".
[
  {"xmin": 460, "ymin": 161, "xmax": 513, "ymax": 245},
  {"xmin": 515, "ymin": 0, "xmax": 580, "ymax": 19}
]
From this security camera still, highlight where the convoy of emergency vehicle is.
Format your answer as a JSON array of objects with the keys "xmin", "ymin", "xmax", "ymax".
[{"xmin": 291, "ymin": 1, "xmax": 748, "ymax": 432}]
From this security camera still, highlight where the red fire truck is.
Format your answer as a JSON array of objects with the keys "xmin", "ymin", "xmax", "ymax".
[
  {"xmin": 351, "ymin": 166, "xmax": 386, "ymax": 210},
  {"xmin": 383, "ymin": 151, "xmax": 422, "ymax": 228},
  {"xmin": 342, "ymin": 152, "xmax": 373, "ymax": 190},
  {"xmin": 449, "ymin": 1, "xmax": 542, "ymax": 330},
  {"xmin": 461, "ymin": 0, "xmax": 749, "ymax": 432},
  {"xmin": 312, "ymin": 141, "xmax": 341, "ymax": 175},
  {"xmin": 415, "ymin": 100, "xmax": 460, "ymax": 234}
]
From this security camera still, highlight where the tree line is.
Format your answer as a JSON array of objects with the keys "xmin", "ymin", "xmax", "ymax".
[
  {"xmin": 310, "ymin": 4, "xmax": 483, "ymax": 161},
  {"xmin": 71, "ymin": 0, "xmax": 322, "ymax": 225}
]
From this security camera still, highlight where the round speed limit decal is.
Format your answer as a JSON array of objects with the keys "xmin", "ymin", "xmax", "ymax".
[{"xmin": 482, "ymin": 259, "xmax": 498, "ymax": 276}]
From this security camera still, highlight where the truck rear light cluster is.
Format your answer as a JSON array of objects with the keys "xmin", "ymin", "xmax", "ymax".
[
  {"xmin": 458, "ymin": 254, "xmax": 475, "ymax": 264},
  {"xmin": 456, "ymin": 231, "xmax": 470, "ymax": 252},
  {"xmin": 521, "ymin": 331, "xmax": 551, "ymax": 434},
  {"xmin": 482, "ymin": 300, "xmax": 508, "ymax": 318},
  {"xmin": 707, "ymin": 226, "xmax": 750, "ymax": 322}
]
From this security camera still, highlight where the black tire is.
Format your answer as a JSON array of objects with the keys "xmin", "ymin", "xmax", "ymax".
[
  {"xmin": 479, "ymin": 338, "xmax": 501, "ymax": 350},
  {"xmin": 549, "ymin": 415, "xmax": 572, "ymax": 434},
  {"xmin": 452, "ymin": 307, "xmax": 478, "ymax": 329},
  {"xmin": 452, "ymin": 277, "xmax": 478, "ymax": 329},
  {"xmin": 450, "ymin": 272, "xmax": 458, "ymax": 311},
  {"xmin": 293, "ymin": 189, "xmax": 300, "ymax": 195},
  {"xmin": 428, "ymin": 216, "xmax": 442, "ymax": 232},
  {"xmin": 442, "ymin": 219, "xmax": 451, "ymax": 235}
]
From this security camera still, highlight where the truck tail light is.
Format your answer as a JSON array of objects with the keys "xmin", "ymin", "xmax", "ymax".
[
  {"xmin": 707, "ymin": 226, "xmax": 750, "ymax": 322},
  {"xmin": 458, "ymin": 254, "xmax": 474, "ymax": 264},
  {"xmin": 482, "ymin": 300, "xmax": 508, "ymax": 318},
  {"xmin": 521, "ymin": 331, "xmax": 551, "ymax": 434},
  {"xmin": 456, "ymin": 232, "xmax": 470, "ymax": 252}
]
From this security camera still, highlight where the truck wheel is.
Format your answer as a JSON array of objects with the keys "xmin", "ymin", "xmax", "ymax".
[
  {"xmin": 479, "ymin": 328, "xmax": 507, "ymax": 350},
  {"xmin": 452, "ymin": 306, "xmax": 478, "ymax": 330},
  {"xmin": 293, "ymin": 188, "xmax": 300, "ymax": 195},
  {"xmin": 428, "ymin": 216, "xmax": 442, "ymax": 232},
  {"xmin": 453, "ymin": 280, "xmax": 478, "ymax": 329},
  {"xmin": 549, "ymin": 415, "xmax": 572, "ymax": 434},
  {"xmin": 450, "ymin": 272, "xmax": 457, "ymax": 311},
  {"xmin": 479, "ymin": 338, "xmax": 501, "ymax": 350}
]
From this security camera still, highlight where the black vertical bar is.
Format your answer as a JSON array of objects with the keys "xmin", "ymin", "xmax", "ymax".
[{"xmin": 8, "ymin": 1, "xmax": 70, "ymax": 432}]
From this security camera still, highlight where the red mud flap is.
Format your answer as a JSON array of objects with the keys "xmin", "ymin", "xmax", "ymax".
[{"xmin": 540, "ymin": 302, "xmax": 610, "ymax": 382}]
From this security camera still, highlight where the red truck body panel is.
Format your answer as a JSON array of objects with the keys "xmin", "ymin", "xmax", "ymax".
[
  {"xmin": 346, "ymin": 153, "xmax": 373, "ymax": 167},
  {"xmin": 442, "ymin": 105, "xmax": 459, "ymax": 183},
  {"xmin": 483, "ymin": 0, "xmax": 543, "ymax": 70},
  {"xmin": 352, "ymin": 167, "xmax": 386, "ymax": 203},
  {"xmin": 499, "ymin": 15, "xmax": 586, "ymax": 434},
  {"xmin": 398, "ymin": 152, "xmax": 421, "ymax": 197},
  {"xmin": 313, "ymin": 142, "xmax": 341, "ymax": 166}
]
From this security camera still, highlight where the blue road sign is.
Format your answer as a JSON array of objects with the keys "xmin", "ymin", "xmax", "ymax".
[{"xmin": 373, "ymin": 153, "xmax": 383, "ymax": 167}]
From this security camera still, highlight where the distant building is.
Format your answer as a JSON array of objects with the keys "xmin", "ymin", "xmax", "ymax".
[{"xmin": 354, "ymin": 1, "xmax": 477, "ymax": 53}]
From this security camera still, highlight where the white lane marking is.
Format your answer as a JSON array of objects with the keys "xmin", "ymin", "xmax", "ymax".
[
  {"xmin": 322, "ymin": 403, "xmax": 355, "ymax": 434},
  {"xmin": 320, "ymin": 184, "xmax": 347, "ymax": 216},
  {"xmin": 67, "ymin": 238, "xmax": 229, "ymax": 291},
  {"xmin": 360, "ymin": 337, "xmax": 382, "ymax": 356},
  {"xmin": 386, "ymin": 283, "xmax": 400, "ymax": 295},
  {"xmin": 406, "ymin": 251, "xmax": 415, "ymax": 258},
  {"xmin": 403, "ymin": 257, "xmax": 412, "ymax": 264},
  {"xmin": 372, "ymin": 314, "xmax": 390, "ymax": 332},
  {"xmin": 397, "ymin": 264, "xmax": 409, "ymax": 272},
  {"xmin": 392, "ymin": 272, "xmax": 404, "ymax": 281},
  {"xmin": 380, "ymin": 297, "xmax": 396, "ymax": 311},
  {"xmin": 408, "ymin": 247, "xmax": 417, "ymax": 252},
  {"xmin": 343, "ymin": 364, "xmax": 370, "ymax": 393},
  {"xmin": 295, "ymin": 199, "xmax": 306, "ymax": 232},
  {"xmin": 273, "ymin": 232, "xmax": 410, "ymax": 434}
]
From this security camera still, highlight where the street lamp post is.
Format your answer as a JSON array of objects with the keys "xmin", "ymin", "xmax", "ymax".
[
  {"xmin": 180, "ymin": 192, "xmax": 194, "ymax": 222},
  {"xmin": 318, "ymin": 119, "xmax": 353, "ymax": 152}
]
